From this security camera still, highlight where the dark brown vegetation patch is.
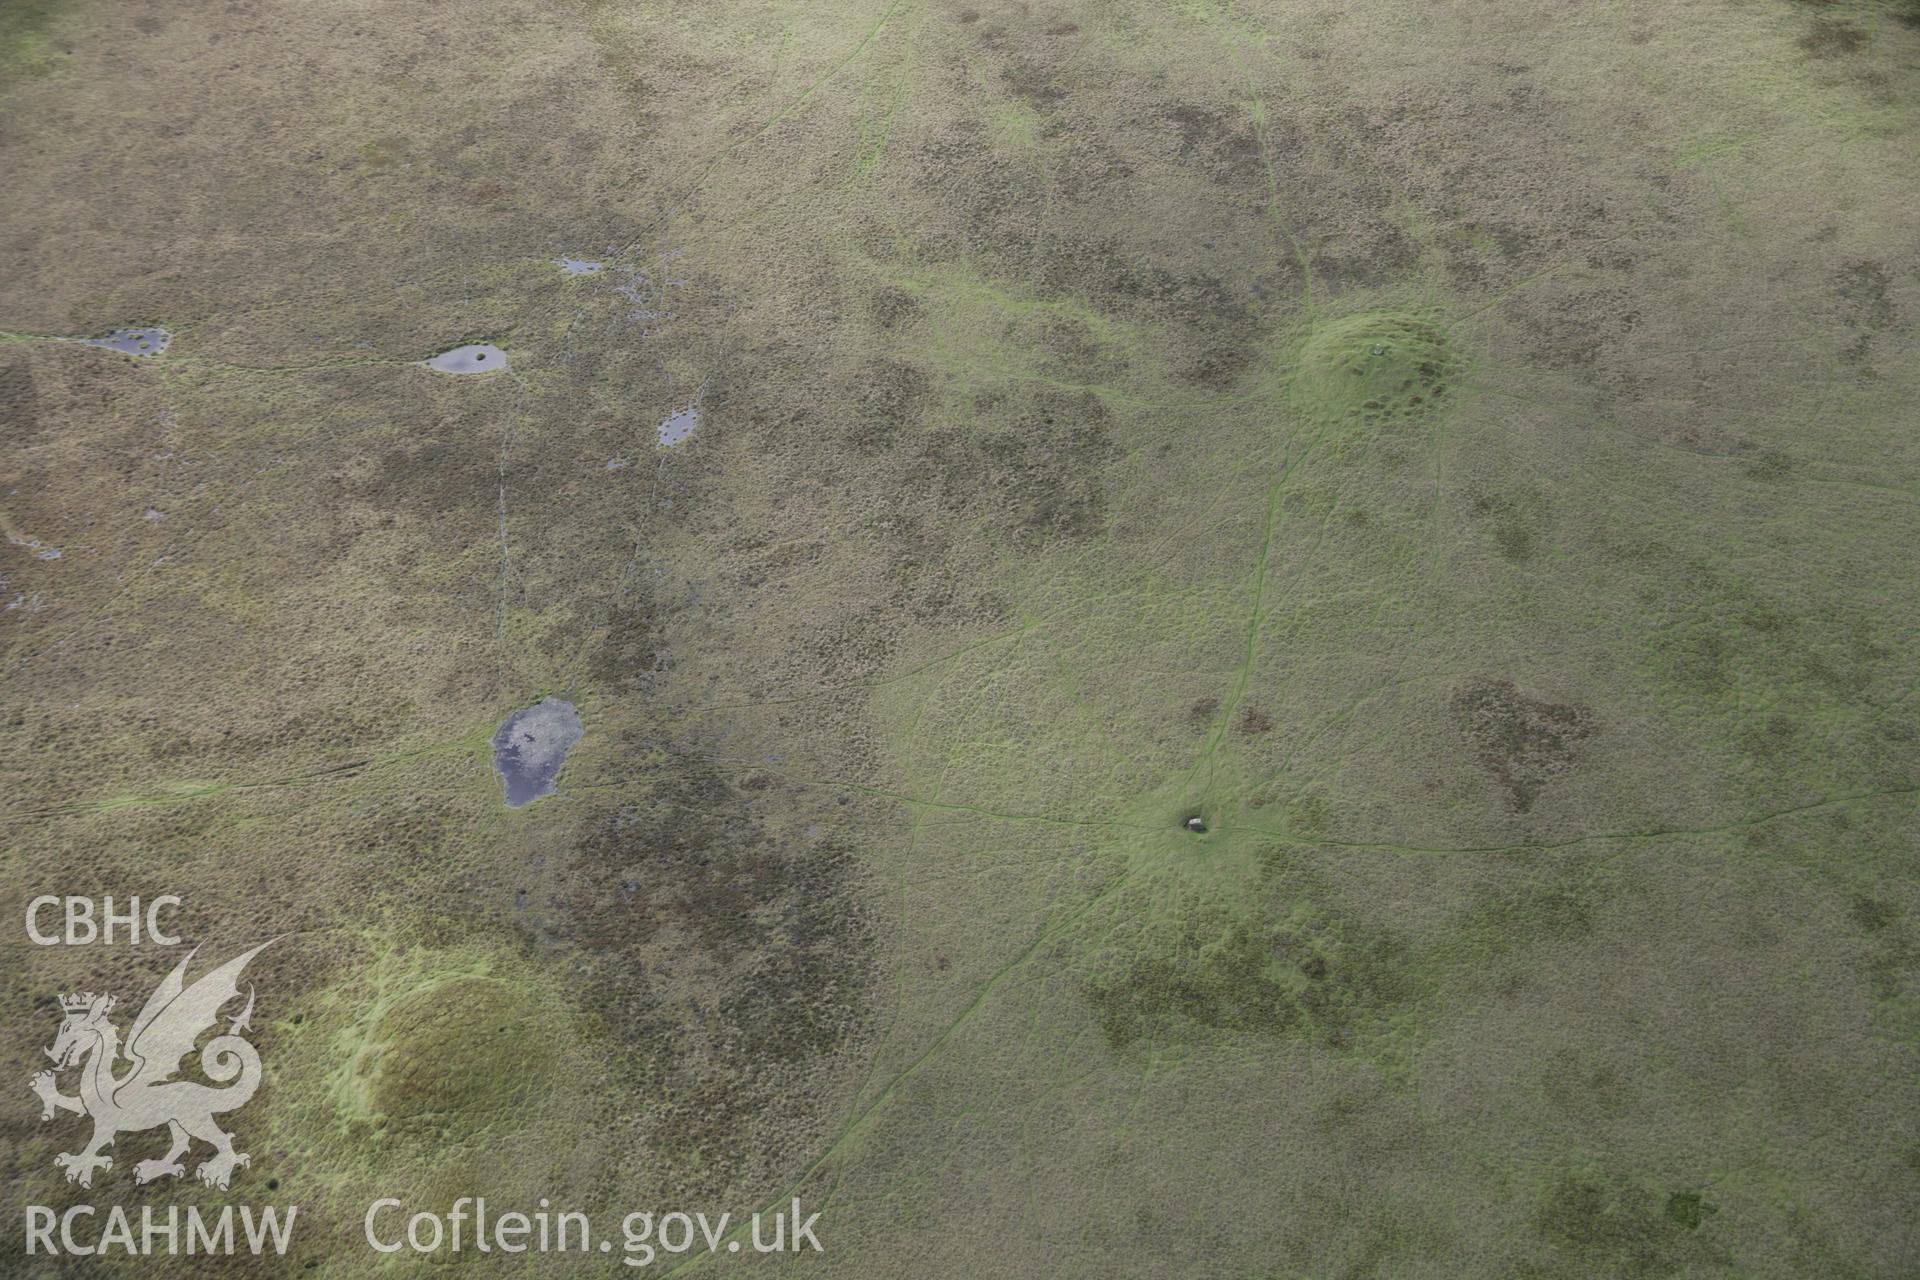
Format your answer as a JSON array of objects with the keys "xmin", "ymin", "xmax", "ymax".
[
  {"xmin": 541, "ymin": 754, "xmax": 876, "ymax": 1196},
  {"xmin": 0, "ymin": 359, "xmax": 34, "ymax": 439},
  {"xmin": 1160, "ymin": 103, "xmax": 1271, "ymax": 187},
  {"xmin": 1836, "ymin": 258, "xmax": 1896, "ymax": 330},
  {"xmin": 1535, "ymin": 1174, "xmax": 1707, "ymax": 1275},
  {"xmin": 1451, "ymin": 679, "xmax": 1594, "ymax": 812},
  {"xmin": 1083, "ymin": 909, "xmax": 1414, "ymax": 1053},
  {"xmin": 1800, "ymin": 17, "xmax": 1868, "ymax": 55},
  {"xmin": 909, "ymin": 387, "xmax": 1117, "ymax": 541}
]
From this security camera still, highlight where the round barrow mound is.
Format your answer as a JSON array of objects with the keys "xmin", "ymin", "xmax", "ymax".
[{"xmin": 1289, "ymin": 310, "xmax": 1457, "ymax": 430}]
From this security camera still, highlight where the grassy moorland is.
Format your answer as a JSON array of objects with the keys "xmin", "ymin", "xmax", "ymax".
[{"xmin": 1, "ymin": 0, "xmax": 1915, "ymax": 1275}]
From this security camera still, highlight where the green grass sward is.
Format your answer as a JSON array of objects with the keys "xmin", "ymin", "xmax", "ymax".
[{"xmin": 0, "ymin": 0, "xmax": 1916, "ymax": 1276}]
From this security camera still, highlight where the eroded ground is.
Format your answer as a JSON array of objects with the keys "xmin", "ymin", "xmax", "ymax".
[{"xmin": 2, "ymin": 0, "xmax": 1917, "ymax": 1275}]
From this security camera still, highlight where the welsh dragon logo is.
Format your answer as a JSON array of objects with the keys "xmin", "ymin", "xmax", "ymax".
[{"xmin": 30, "ymin": 940, "xmax": 277, "ymax": 1190}]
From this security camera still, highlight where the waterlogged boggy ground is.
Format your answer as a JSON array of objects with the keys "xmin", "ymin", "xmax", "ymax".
[
  {"xmin": 424, "ymin": 342, "xmax": 508, "ymax": 374},
  {"xmin": 657, "ymin": 404, "xmax": 698, "ymax": 446},
  {"xmin": 83, "ymin": 326, "xmax": 170, "ymax": 358},
  {"xmin": 492, "ymin": 696, "xmax": 583, "ymax": 806},
  {"xmin": 0, "ymin": 1, "xmax": 1916, "ymax": 1277}
]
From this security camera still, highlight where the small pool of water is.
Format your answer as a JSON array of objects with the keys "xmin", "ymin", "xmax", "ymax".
[
  {"xmin": 557, "ymin": 258, "xmax": 605, "ymax": 276},
  {"xmin": 492, "ymin": 697, "xmax": 583, "ymax": 808},
  {"xmin": 85, "ymin": 327, "xmax": 170, "ymax": 358},
  {"xmin": 658, "ymin": 405, "xmax": 699, "ymax": 446},
  {"xmin": 426, "ymin": 343, "xmax": 508, "ymax": 374}
]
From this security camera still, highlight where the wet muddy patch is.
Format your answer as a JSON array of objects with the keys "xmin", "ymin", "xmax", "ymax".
[
  {"xmin": 83, "ymin": 327, "xmax": 170, "ymax": 358},
  {"xmin": 657, "ymin": 404, "xmax": 698, "ymax": 446},
  {"xmin": 426, "ymin": 343, "xmax": 508, "ymax": 374},
  {"xmin": 5, "ymin": 523, "xmax": 62, "ymax": 559},
  {"xmin": 492, "ymin": 697, "xmax": 583, "ymax": 807}
]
